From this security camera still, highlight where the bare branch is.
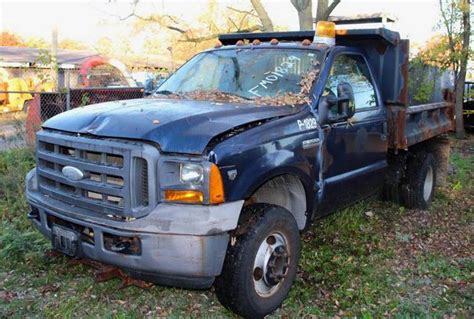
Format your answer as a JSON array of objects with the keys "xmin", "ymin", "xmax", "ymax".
[
  {"xmin": 115, "ymin": 0, "xmax": 264, "ymax": 44},
  {"xmin": 250, "ymin": 0, "xmax": 274, "ymax": 31},
  {"xmin": 177, "ymin": 25, "xmax": 263, "ymax": 43},
  {"xmin": 228, "ymin": 17, "xmax": 239, "ymax": 30},
  {"xmin": 324, "ymin": 0, "xmax": 342, "ymax": 20},
  {"xmin": 167, "ymin": 26, "xmax": 187, "ymax": 34},
  {"xmin": 227, "ymin": 6, "xmax": 258, "ymax": 18}
]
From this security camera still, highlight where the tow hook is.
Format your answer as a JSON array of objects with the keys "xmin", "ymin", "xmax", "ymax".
[
  {"xmin": 110, "ymin": 240, "xmax": 131, "ymax": 253},
  {"xmin": 27, "ymin": 208, "xmax": 40, "ymax": 220}
]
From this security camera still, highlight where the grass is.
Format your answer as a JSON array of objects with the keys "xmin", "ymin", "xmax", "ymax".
[
  {"xmin": 0, "ymin": 113, "xmax": 27, "ymax": 151},
  {"xmin": 0, "ymin": 136, "xmax": 473, "ymax": 318}
]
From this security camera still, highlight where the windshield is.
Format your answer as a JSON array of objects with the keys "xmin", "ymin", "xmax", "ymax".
[{"xmin": 155, "ymin": 48, "xmax": 322, "ymax": 104}]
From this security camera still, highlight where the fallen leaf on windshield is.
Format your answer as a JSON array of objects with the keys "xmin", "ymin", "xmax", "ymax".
[{"xmin": 152, "ymin": 68, "xmax": 320, "ymax": 107}]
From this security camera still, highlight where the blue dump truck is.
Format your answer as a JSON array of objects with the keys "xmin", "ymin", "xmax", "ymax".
[{"xmin": 26, "ymin": 21, "xmax": 454, "ymax": 317}]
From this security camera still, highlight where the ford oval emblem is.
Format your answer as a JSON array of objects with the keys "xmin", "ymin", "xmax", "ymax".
[{"xmin": 62, "ymin": 166, "xmax": 84, "ymax": 181}]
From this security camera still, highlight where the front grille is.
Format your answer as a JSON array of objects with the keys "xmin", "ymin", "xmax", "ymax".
[{"xmin": 36, "ymin": 130, "xmax": 157, "ymax": 219}]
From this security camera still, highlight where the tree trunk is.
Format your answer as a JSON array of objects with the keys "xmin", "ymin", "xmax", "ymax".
[
  {"xmin": 291, "ymin": 0, "xmax": 313, "ymax": 30},
  {"xmin": 454, "ymin": 0, "xmax": 470, "ymax": 139},
  {"xmin": 250, "ymin": 0, "xmax": 274, "ymax": 31},
  {"xmin": 297, "ymin": 4, "xmax": 314, "ymax": 30},
  {"xmin": 316, "ymin": 0, "xmax": 328, "ymax": 22},
  {"xmin": 316, "ymin": 0, "xmax": 341, "ymax": 21},
  {"xmin": 455, "ymin": 68, "xmax": 466, "ymax": 139}
]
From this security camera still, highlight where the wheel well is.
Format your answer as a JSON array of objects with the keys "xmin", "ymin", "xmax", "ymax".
[{"xmin": 246, "ymin": 174, "xmax": 307, "ymax": 230}]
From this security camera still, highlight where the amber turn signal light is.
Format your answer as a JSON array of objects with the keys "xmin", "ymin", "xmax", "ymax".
[
  {"xmin": 164, "ymin": 190, "xmax": 204, "ymax": 204},
  {"xmin": 209, "ymin": 163, "xmax": 225, "ymax": 204}
]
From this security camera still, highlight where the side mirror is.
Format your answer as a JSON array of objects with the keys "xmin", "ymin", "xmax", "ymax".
[
  {"xmin": 318, "ymin": 95, "xmax": 335, "ymax": 125},
  {"xmin": 336, "ymin": 82, "xmax": 355, "ymax": 120},
  {"xmin": 318, "ymin": 82, "xmax": 355, "ymax": 125}
]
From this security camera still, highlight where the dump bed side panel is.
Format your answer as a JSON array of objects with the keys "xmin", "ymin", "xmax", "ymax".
[{"xmin": 388, "ymin": 101, "xmax": 454, "ymax": 150}]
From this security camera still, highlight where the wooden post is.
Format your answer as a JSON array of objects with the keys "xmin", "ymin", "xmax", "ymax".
[{"xmin": 51, "ymin": 25, "xmax": 59, "ymax": 91}]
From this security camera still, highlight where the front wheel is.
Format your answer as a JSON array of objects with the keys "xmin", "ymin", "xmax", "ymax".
[{"xmin": 214, "ymin": 204, "xmax": 300, "ymax": 318}]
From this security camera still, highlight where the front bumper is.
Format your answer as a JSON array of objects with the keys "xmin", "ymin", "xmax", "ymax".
[{"xmin": 25, "ymin": 169, "xmax": 243, "ymax": 288}]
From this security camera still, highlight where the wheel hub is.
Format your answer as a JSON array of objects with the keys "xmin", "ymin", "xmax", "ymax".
[
  {"xmin": 265, "ymin": 245, "xmax": 289, "ymax": 286},
  {"xmin": 253, "ymin": 232, "xmax": 290, "ymax": 297},
  {"xmin": 423, "ymin": 166, "xmax": 434, "ymax": 201}
]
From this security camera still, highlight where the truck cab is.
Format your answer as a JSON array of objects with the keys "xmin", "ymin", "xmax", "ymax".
[{"xmin": 25, "ymin": 22, "xmax": 453, "ymax": 318}]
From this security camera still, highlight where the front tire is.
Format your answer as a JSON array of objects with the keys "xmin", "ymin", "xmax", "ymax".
[
  {"xmin": 214, "ymin": 204, "xmax": 300, "ymax": 318},
  {"xmin": 401, "ymin": 151, "xmax": 436, "ymax": 209}
]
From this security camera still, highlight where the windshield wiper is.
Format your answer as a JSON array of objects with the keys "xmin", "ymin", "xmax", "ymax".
[
  {"xmin": 154, "ymin": 90, "xmax": 177, "ymax": 96},
  {"xmin": 220, "ymin": 92, "xmax": 251, "ymax": 100}
]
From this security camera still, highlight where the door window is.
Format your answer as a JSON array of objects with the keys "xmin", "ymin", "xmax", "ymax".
[{"xmin": 324, "ymin": 54, "xmax": 377, "ymax": 110}]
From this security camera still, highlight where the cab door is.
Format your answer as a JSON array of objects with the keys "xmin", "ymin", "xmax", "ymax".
[{"xmin": 317, "ymin": 51, "xmax": 388, "ymax": 212}]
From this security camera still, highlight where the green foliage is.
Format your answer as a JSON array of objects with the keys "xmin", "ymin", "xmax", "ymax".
[
  {"xmin": 0, "ymin": 147, "xmax": 35, "ymax": 223},
  {"xmin": 449, "ymin": 151, "xmax": 474, "ymax": 190},
  {"xmin": 0, "ymin": 221, "xmax": 49, "ymax": 265},
  {"xmin": 408, "ymin": 56, "xmax": 436, "ymax": 104},
  {"xmin": 80, "ymin": 93, "xmax": 91, "ymax": 106},
  {"xmin": 436, "ymin": 0, "xmax": 472, "ymax": 76}
]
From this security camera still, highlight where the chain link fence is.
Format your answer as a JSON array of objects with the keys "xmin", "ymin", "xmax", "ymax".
[{"xmin": 0, "ymin": 87, "xmax": 145, "ymax": 150}]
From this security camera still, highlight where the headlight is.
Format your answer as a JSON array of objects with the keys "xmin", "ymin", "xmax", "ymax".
[
  {"xmin": 180, "ymin": 163, "xmax": 204, "ymax": 184},
  {"xmin": 159, "ymin": 159, "xmax": 224, "ymax": 205}
]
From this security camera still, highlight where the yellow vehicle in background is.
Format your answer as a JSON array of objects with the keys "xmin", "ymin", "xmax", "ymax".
[
  {"xmin": 0, "ymin": 76, "xmax": 34, "ymax": 112},
  {"xmin": 0, "ymin": 46, "xmax": 136, "ymax": 113}
]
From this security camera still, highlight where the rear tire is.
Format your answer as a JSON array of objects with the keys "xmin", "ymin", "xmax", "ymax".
[
  {"xmin": 214, "ymin": 204, "xmax": 300, "ymax": 318},
  {"xmin": 401, "ymin": 152, "xmax": 436, "ymax": 209}
]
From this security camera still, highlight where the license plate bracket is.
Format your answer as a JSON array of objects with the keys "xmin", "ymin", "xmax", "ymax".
[{"xmin": 51, "ymin": 225, "xmax": 81, "ymax": 257}]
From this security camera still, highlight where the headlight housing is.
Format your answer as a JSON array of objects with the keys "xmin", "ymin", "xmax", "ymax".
[{"xmin": 158, "ymin": 158, "xmax": 224, "ymax": 205}]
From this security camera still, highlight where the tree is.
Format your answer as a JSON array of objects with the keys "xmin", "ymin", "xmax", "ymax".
[
  {"xmin": 315, "ymin": 0, "xmax": 342, "ymax": 22},
  {"xmin": 95, "ymin": 37, "xmax": 114, "ymax": 56},
  {"xmin": 438, "ymin": 0, "xmax": 471, "ymax": 138},
  {"xmin": 418, "ymin": 35, "xmax": 453, "ymax": 70},
  {"xmin": 119, "ymin": 0, "xmax": 267, "ymax": 61},
  {"xmin": 59, "ymin": 38, "xmax": 88, "ymax": 51},
  {"xmin": 0, "ymin": 32, "xmax": 24, "ymax": 47},
  {"xmin": 250, "ymin": 0, "xmax": 274, "ymax": 31},
  {"xmin": 23, "ymin": 36, "xmax": 49, "ymax": 49},
  {"xmin": 290, "ymin": 0, "xmax": 313, "ymax": 30},
  {"xmin": 291, "ymin": 0, "xmax": 341, "ymax": 31}
]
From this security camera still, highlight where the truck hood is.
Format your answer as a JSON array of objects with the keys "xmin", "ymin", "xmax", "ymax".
[{"xmin": 42, "ymin": 98, "xmax": 301, "ymax": 154}]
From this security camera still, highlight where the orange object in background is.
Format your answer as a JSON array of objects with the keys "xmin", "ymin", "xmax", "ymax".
[{"xmin": 0, "ymin": 82, "xmax": 8, "ymax": 105}]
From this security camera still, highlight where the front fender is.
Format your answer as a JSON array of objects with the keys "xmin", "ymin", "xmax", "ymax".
[{"xmin": 221, "ymin": 147, "xmax": 313, "ymax": 204}]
